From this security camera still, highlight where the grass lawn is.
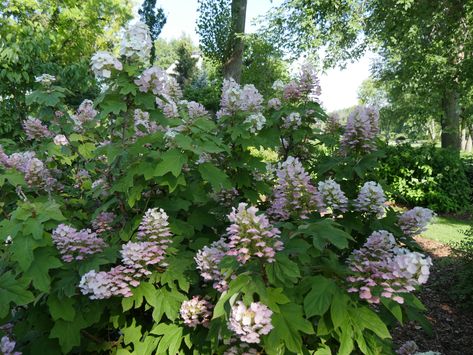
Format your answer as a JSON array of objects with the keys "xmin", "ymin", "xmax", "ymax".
[{"xmin": 422, "ymin": 216, "xmax": 472, "ymax": 244}]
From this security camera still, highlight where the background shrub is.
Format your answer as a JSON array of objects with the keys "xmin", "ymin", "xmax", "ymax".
[{"xmin": 375, "ymin": 144, "xmax": 473, "ymax": 213}]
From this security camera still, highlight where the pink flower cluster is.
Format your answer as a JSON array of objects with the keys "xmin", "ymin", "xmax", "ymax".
[
  {"xmin": 340, "ymin": 106, "xmax": 380, "ymax": 154},
  {"xmin": 228, "ymin": 301, "xmax": 273, "ymax": 344},
  {"xmin": 217, "ymin": 79, "xmax": 263, "ymax": 118},
  {"xmin": 347, "ymin": 230, "xmax": 432, "ymax": 304},
  {"xmin": 282, "ymin": 112, "xmax": 301, "ymax": 129},
  {"xmin": 180, "ymin": 296, "xmax": 213, "ymax": 328},
  {"xmin": 354, "ymin": 181, "xmax": 386, "ymax": 218},
  {"xmin": 398, "ymin": 207, "xmax": 435, "ymax": 237},
  {"xmin": 325, "ymin": 113, "xmax": 341, "ymax": 133},
  {"xmin": 267, "ymin": 98, "xmax": 281, "ymax": 110},
  {"xmin": 317, "ymin": 178, "xmax": 348, "ymax": 214},
  {"xmin": 80, "ymin": 208, "xmax": 174, "ymax": 299},
  {"xmin": 224, "ymin": 343, "xmax": 259, "ymax": 355},
  {"xmin": 268, "ymin": 156, "xmax": 324, "ymax": 220},
  {"xmin": 135, "ymin": 67, "xmax": 182, "ymax": 103},
  {"xmin": 79, "ymin": 265, "xmax": 144, "ymax": 299},
  {"xmin": 195, "ymin": 239, "xmax": 229, "ymax": 292},
  {"xmin": 52, "ymin": 224, "xmax": 107, "ymax": 262},
  {"xmin": 22, "ymin": 117, "xmax": 52, "ymax": 140},
  {"xmin": 282, "ymin": 62, "xmax": 321, "ymax": 102},
  {"xmin": 120, "ymin": 21, "xmax": 152, "ymax": 62},
  {"xmin": 53, "ymin": 134, "xmax": 68, "ymax": 146},
  {"xmin": 226, "ymin": 203, "xmax": 283, "ymax": 264},
  {"xmin": 186, "ymin": 101, "xmax": 208, "ymax": 118},
  {"xmin": 0, "ymin": 335, "xmax": 21, "ymax": 355},
  {"xmin": 0, "ymin": 150, "xmax": 57, "ymax": 191},
  {"xmin": 71, "ymin": 99, "xmax": 97, "ymax": 130},
  {"xmin": 92, "ymin": 212, "xmax": 116, "ymax": 234},
  {"xmin": 133, "ymin": 109, "xmax": 159, "ymax": 137}
]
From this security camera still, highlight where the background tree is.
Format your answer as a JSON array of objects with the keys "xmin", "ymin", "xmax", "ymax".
[
  {"xmin": 138, "ymin": 0, "xmax": 167, "ymax": 64},
  {"xmin": 154, "ymin": 35, "xmax": 196, "ymax": 69},
  {"xmin": 196, "ymin": 0, "xmax": 248, "ymax": 82},
  {"xmin": 262, "ymin": 0, "xmax": 473, "ymax": 151},
  {"xmin": 174, "ymin": 42, "xmax": 198, "ymax": 86},
  {"xmin": 0, "ymin": 0, "xmax": 132, "ymax": 138}
]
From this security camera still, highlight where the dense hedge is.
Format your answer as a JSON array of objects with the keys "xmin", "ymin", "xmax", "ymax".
[{"xmin": 375, "ymin": 145, "xmax": 473, "ymax": 213}]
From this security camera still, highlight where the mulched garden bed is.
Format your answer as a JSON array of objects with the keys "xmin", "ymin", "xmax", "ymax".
[{"xmin": 392, "ymin": 237, "xmax": 473, "ymax": 355}]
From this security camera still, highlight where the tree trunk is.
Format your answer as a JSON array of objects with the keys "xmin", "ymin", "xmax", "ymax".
[
  {"xmin": 223, "ymin": 0, "xmax": 247, "ymax": 83},
  {"xmin": 441, "ymin": 89, "xmax": 461, "ymax": 150}
]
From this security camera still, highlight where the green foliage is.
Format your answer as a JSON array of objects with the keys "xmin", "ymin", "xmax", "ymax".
[
  {"xmin": 374, "ymin": 144, "xmax": 472, "ymax": 213},
  {"xmin": 174, "ymin": 42, "xmax": 198, "ymax": 86},
  {"xmin": 0, "ymin": 0, "xmax": 132, "ymax": 137},
  {"xmin": 0, "ymin": 33, "xmax": 434, "ymax": 354}
]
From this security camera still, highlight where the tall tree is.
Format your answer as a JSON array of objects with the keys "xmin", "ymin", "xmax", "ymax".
[
  {"xmin": 138, "ymin": 0, "xmax": 167, "ymax": 63},
  {"xmin": 174, "ymin": 42, "xmax": 198, "ymax": 86},
  {"xmin": 196, "ymin": 0, "xmax": 248, "ymax": 82},
  {"xmin": 263, "ymin": 0, "xmax": 473, "ymax": 150}
]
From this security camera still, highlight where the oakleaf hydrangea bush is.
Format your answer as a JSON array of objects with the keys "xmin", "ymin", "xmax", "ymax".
[{"xmin": 0, "ymin": 21, "xmax": 435, "ymax": 354}]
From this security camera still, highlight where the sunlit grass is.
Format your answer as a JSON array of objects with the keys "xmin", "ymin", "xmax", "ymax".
[{"xmin": 422, "ymin": 216, "xmax": 472, "ymax": 244}]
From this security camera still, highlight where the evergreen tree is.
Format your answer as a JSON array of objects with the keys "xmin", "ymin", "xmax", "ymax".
[{"xmin": 138, "ymin": 0, "xmax": 167, "ymax": 63}]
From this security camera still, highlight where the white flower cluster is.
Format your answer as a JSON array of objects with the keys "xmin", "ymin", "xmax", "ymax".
[
  {"xmin": 71, "ymin": 99, "xmax": 98, "ymax": 130},
  {"xmin": 53, "ymin": 134, "xmax": 68, "ymax": 146},
  {"xmin": 35, "ymin": 73, "xmax": 56, "ymax": 85},
  {"xmin": 282, "ymin": 112, "xmax": 301, "ymax": 129},
  {"xmin": 228, "ymin": 301, "xmax": 273, "ymax": 344},
  {"xmin": 0, "ymin": 335, "xmax": 21, "ymax": 355},
  {"xmin": 90, "ymin": 51, "xmax": 123, "ymax": 78},
  {"xmin": 243, "ymin": 113, "xmax": 266, "ymax": 133},
  {"xmin": 398, "ymin": 207, "xmax": 435, "ymax": 237},
  {"xmin": 133, "ymin": 109, "xmax": 158, "ymax": 137},
  {"xmin": 354, "ymin": 181, "xmax": 387, "ymax": 218},
  {"xmin": 180, "ymin": 296, "xmax": 213, "ymax": 328},
  {"xmin": 194, "ymin": 239, "xmax": 229, "ymax": 292},
  {"xmin": 120, "ymin": 21, "xmax": 152, "ymax": 62},
  {"xmin": 317, "ymin": 178, "xmax": 349, "ymax": 214}
]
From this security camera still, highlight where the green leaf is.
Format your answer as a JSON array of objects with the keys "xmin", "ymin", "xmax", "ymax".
[
  {"xmin": 380, "ymin": 297, "xmax": 403, "ymax": 324},
  {"xmin": 154, "ymin": 149, "xmax": 187, "ymax": 177},
  {"xmin": 24, "ymin": 247, "xmax": 62, "ymax": 292},
  {"xmin": 304, "ymin": 276, "xmax": 336, "ymax": 317},
  {"xmin": 267, "ymin": 303, "xmax": 314, "ymax": 353},
  {"xmin": 0, "ymin": 272, "xmax": 35, "ymax": 318},
  {"xmin": 352, "ymin": 306, "xmax": 391, "ymax": 339},
  {"xmin": 265, "ymin": 253, "xmax": 300, "ymax": 285},
  {"xmin": 48, "ymin": 294, "xmax": 76, "ymax": 322},
  {"xmin": 331, "ymin": 292, "xmax": 349, "ymax": 329},
  {"xmin": 151, "ymin": 323, "xmax": 183, "ymax": 355},
  {"xmin": 198, "ymin": 162, "xmax": 232, "ymax": 191},
  {"xmin": 10, "ymin": 234, "xmax": 45, "ymax": 271},
  {"xmin": 23, "ymin": 219, "xmax": 44, "ymax": 240},
  {"xmin": 100, "ymin": 94, "xmax": 127, "ymax": 115},
  {"xmin": 78, "ymin": 143, "xmax": 96, "ymax": 159},
  {"xmin": 49, "ymin": 315, "xmax": 86, "ymax": 353}
]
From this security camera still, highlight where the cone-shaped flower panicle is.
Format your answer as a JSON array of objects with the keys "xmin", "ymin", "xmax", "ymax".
[
  {"xmin": 228, "ymin": 301, "xmax": 273, "ymax": 344},
  {"xmin": 195, "ymin": 239, "xmax": 229, "ymax": 292},
  {"xmin": 120, "ymin": 21, "xmax": 152, "ymax": 62},
  {"xmin": 398, "ymin": 207, "xmax": 435, "ymax": 237},
  {"xmin": 317, "ymin": 178, "xmax": 348, "ymax": 214},
  {"xmin": 340, "ymin": 106, "xmax": 379, "ymax": 154},
  {"xmin": 90, "ymin": 51, "xmax": 122, "ymax": 78},
  {"xmin": 354, "ymin": 181, "xmax": 386, "ymax": 218},
  {"xmin": 180, "ymin": 296, "xmax": 213, "ymax": 328}
]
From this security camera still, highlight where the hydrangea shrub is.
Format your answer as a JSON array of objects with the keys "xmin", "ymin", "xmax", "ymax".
[{"xmin": 0, "ymin": 22, "xmax": 435, "ymax": 354}]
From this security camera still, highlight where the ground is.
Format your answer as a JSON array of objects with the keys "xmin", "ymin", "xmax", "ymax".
[{"xmin": 392, "ymin": 235, "xmax": 473, "ymax": 355}]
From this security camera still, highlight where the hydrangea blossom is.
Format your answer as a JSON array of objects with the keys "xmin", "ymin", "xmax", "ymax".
[
  {"xmin": 180, "ymin": 296, "xmax": 213, "ymax": 328},
  {"xmin": 224, "ymin": 343, "xmax": 259, "ymax": 355},
  {"xmin": 268, "ymin": 156, "xmax": 324, "ymax": 220},
  {"xmin": 79, "ymin": 265, "xmax": 144, "ymax": 299},
  {"xmin": 134, "ymin": 109, "xmax": 158, "ymax": 137},
  {"xmin": 22, "ymin": 117, "xmax": 52, "ymax": 140},
  {"xmin": 267, "ymin": 98, "xmax": 281, "ymax": 110},
  {"xmin": 0, "ymin": 335, "xmax": 21, "ymax": 355},
  {"xmin": 35, "ymin": 73, "xmax": 56, "ymax": 86},
  {"xmin": 272, "ymin": 79, "xmax": 285, "ymax": 91},
  {"xmin": 317, "ymin": 178, "xmax": 348, "ymax": 214},
  {"xmin": 282, "ymin": 112, "xmax": 301, "ymax": 129},
  {"xmin": 226, "ymin": 203, "xmax": 283, "ymax": 264},
  {"xmin": 217, "ymin": 79, "xmax": 263, "ymax": 118},
  {"xmin": 53, "ymin": 134, "xmax": 68, "ymax": 146},
  {"xmin": 187, "ymin": 101, "xmax": 208, "ymax": 118},
  {"xmin": 398, "ymin": 207, "xmax": 435, "ymax": 237},
  {"xmin": 0, "ymin": 151, "xmax": 56, "ymax": 191},
  {"xmin": 340, "ymin": 106, "xmax": 379, "ymax": 154},
  {"xmin": 195, "ymin": 239, "xmax": 229, "ymax": 292},
  {"xmin": 298, "ymin": 62, "xmax": 321, "ymax": 102},
  {"xmin": 52, "ymin": 224, "xmax": 107, "ymax": 262},
  {"xmin": 136, "ymin": 208, "xmax": 173, "ymax": 266},
  {"xmin": 135, "ymin": 66, "xmax": 169, "ymax": 95},
  {"xmin": 347, "ymin": 230, "xmax": 432, "ymax": 304},
  {"xmin": 120, "ymin": 241, "xmax": 165, "ymax": 272},
  {"xmin": 354, "ymin": 181, "xmax": 386, "ymax": 218},
  {"xmin": 228, "ymin": 301, "xmax": 273, "ymax": 344},
  {"xmin": 71, "ymin": 99, "xmax": 98, "ymax": 129},
  {"xmin": 92, "ymin": 212, "xmax": 116, "ymax": 234},
  {"xmin": 90, "ymin": 51, "xmax": 122, "ymax": 78},
  {"xmin": 396, "ymin": 341, "xmax": 418, "ymax": 355},
  {"xmin": 120, "ymin": 21, "xmax": 152, "ymax": 62},
  {"xmin": 325, "ymin": 113, "xmax": 341, "ymax": 133},
  {"xmin": 243, "ymin": 113, "xmax": 266, "ymax": 133},
  {"xmin": 282, "ymin": 81, "xmax": 301, "ymax": 101}
]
